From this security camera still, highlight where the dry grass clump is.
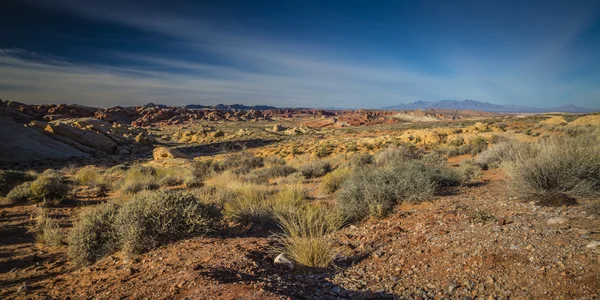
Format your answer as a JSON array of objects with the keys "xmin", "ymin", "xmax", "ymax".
[
  {"xmin": 69, "ymin": 202, "xmax": 121, "ymax": 266},
  {"xmin": 299, "ymin": 161, "xmax": 332, "ymax": 179},
  {"xmin": 503, "ymin": 135, "xmax": 600, "ymax": 198},
  {"xmin": 29, "ymin": 172, "xmax": 72, "ymax": 206},
  {"xmin": 0, "ymin": 170, "xmax": 36, "ymax": 196},
  {"xmin": 320, "ymin": 168, "xmax": 351, "ymax": 194},
  {"xmin": 118, "ymin": 190, "xmax": 219, "ymax": 255},
  {"xmin": 275, "ymin": 205, "xmax": 343, "ymax": 268},
  {"xmin": 223, "ymin": 185, "xmax": 275, "ymax": 226},
  {"xmin": 31, "ymin": 209, "xmax": 63, "ymax": 246}
]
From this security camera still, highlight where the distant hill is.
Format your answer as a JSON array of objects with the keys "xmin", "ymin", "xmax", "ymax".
[
  {"xmin": 381, "ymin": 100, "xmax": 593, "ymax": 113},
  {"xmin": 185, "ymin": 104, "xmax": 278, "ymax": 110}
]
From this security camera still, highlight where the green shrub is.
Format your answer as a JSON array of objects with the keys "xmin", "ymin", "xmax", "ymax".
[
  {"xmin": 374, "ymin": 145, "xmax": 420, "ymax": 166},
  {"xmin": 118, "ymin": 190, "xmax": 219, "ymax": 255},
  {"xmin": 5, "ymin": 182, "xmax": 32, "ymax": 204},
  {"xmin": 449, "ymin": 136, "xmax": 465, "ymax": 147},
  {"xmin": 503, "ymin": 135, "xmax": 600, "ymax": 197},
  {"xmin": 320, "ymin": 168, "xmax": 351, "ymax": 194},
  {"xmin": 74, "ymin": 166, "xmax": 102, "ymax": 186},
  {"xmin": 215, "ymin": 152, "xmax": 264, "ymax": 173},
  {"xmin": 300, "ymin": 161, "xmax": 332, "ymax": 179},
  {"xmin": 69, "ymin": 202, "xmax": 121, "ymax": 266},
  {"xmin": 121, "ymin": 180, "xmax": 159, "ymax": 195},
  {"xmin": 475, "ymin": 140, "xmax": 526, "ymax": 169},
  {"xmin": 348, "ymin": 152, "xmax": 373, "ymax": 167},
  {"xmin": 30, "ymin": 174, "xmax": 71, "ymax": 205}
]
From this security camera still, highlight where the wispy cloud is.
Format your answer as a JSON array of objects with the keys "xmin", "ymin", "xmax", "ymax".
[{"xmin": 2, "ymin": 0, "xmax": 599, "ymax": 108}]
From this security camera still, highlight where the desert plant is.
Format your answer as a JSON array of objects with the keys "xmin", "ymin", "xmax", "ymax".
[
  {"xmin": 0, "ymin": 170, "xmax": 35, "ymax": 196},
  {"xmin": 5, "ymin": 182, "xmax": 32, "ymax": 204},
  {"xmin": 118, "ymin": 190, "xmax": 219, "ymax": 255},
  {"xmin": 320, "ymin": 168, "xmax": 351, "ymax": 194},
  {"xmin": 214, "ymin": 152, "xmax": 264, "ymax": 173},
  {"xmin": 348, "ymin": 152, "xmax": 373, "ymax": 167},
  {"xmin": 69, "ymin": 202, "xmax": 121, "ymax": 266},
  {"xmin": 299, "ymin": 161, "xmax": 332, "ymax": 179},
  {"xmin": 503, "ymin": 135, "xmax": 600, "ymax": 197},
  {"xmin": 120, "ymin": 180, "xmax": 159, "ymax": 195},
  {"xmin": 74, "ymin": 166, "xmax": 102, "ymax": 186},
  {"xmin": 29, "ymin": 173, "xmax": 71, "ymax": 205},
  {"xmin": 459, "ymin": 159, "xmax": 483, "ymax": 183},
  {"xmin": 223, "ymin": 186, "xmax": 275, "ymax": 226},
  {"xmin": 474, "ymin": 140, "xmax": 526, "ymax": 169},
  {"xmin": 31, "ymin": 209, "xmax": 63, "ymax": 246},
  {"xmin": 449, "ymin": 136, "xmax": 465, "ymax": 147},
  {"xmin": 275, "ymin": 205, "xmax": 343, "ymax": 267},
  {"xmin": 246, "ymin": 165, "xmax": 297, "ymax": 183},
  {"xmin": 374, "ymin": 145, "xmax": 420, "ymax": 166},
  {"xmin": 469, "ymin": 136, "xmax": 488, "ymax": 155}
]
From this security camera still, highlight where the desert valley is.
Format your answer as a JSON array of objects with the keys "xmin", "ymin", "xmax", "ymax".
[{"xmin": 0, "ymin": 99, "xmax": 599, "ymax": 299}]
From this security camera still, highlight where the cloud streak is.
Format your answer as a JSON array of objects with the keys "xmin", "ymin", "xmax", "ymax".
[{"xmin": 1, "ymin": 0, "xmax": 599, "ymax": 108}]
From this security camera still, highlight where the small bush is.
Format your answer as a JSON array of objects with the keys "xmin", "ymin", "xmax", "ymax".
[
  {"xmin": 275, "ymin": 205, "xmax": 343, "ymax": 267},
  {"xmin": 0, "ymin": 170, "xmax": 34, "ymax": 196},
  {"xmin": 215, "ymin": 152, "xmax": 264, "ymax": 173},
  {"xmin": 374, "ymin": 145, "xmax": 420, "ymax": 166},
  {"xmin": 74, "ymin": 166, "xmax": 102, "ymax": 186},
  {"xmin": 469, "ymin": 136, "xmax": 488, "ymax": 155},
  {"xmin": 320, "ymin": 168, "xmax": 351, "ymax": 194},
  {"xmin": 118, "ymin": 190, "xmax": 219, "ymax": 255},
  {"xmin": 300, "ymin": 161, "xmax": 332, "ymax": 179},
  {"xmin": 246, "ymin": 165, "xmax": 297, "ymax": 183},
  {"xmin": 449, "ymin": 136, "xmax": 465, "ymax": 147},
  {"xmin": 503, "ymin": 135, "xmax": 600, "ymax": 197},
  {"xmin": 31, "ymin": 209, "xmax": 63, "ymax": 246},
  {"xmin": 121, "ymin": 180, "xmax": 159, "ymax": 195},
  {"xmin": 459, "ymin": 159, "xmax": 483, "ymax": 183},
  {"xmin": 69, "ymin": 202, "xmax": 121, "ymax": 266},
  {"xmin": 5, "ymin": 182, "xmax": 32, "ymax": 204},
  {"xmin": 348, "ymin": 152, "xmax": 373, "ymax": 167},
  {"xmin": 475, "ymin": 140, "xmax": 526, "ymax": 169},
  {"xmin": 30, "ymin": 174, "xmax": 71, "ymax": 205}
]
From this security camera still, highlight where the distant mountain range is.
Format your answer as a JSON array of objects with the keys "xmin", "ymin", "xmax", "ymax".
[{"xmin": 381, "ymin": 100, "xmax": 594, "ymax": 113}]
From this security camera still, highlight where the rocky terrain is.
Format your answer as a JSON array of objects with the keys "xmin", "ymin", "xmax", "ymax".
[{"xmin": 0, "ymin": 100, "xmax": 599, "ymax": 299}]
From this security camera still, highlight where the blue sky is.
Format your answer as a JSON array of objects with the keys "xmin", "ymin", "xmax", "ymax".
[{"xmin": 1, "ymin": 0, "xmax": 599, "ymax": 108}]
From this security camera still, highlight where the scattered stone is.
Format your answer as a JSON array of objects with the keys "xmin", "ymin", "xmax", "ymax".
[
  {"xmin": 274, "ymin": 253, "xmax": 293, "ymax": 271},
  {"xmin": 152, "ymin": 147, "xmax": 189, "ymax": 160},
  {"xmin": 547, "ymin": 217, "xmax": 569, "ymax": 225},
  {"xmin": 586, "ymin": 241, "xmax": 600, "ymax": 249}
]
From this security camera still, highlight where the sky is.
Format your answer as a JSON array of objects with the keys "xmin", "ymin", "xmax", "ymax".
[{"xmin": 1, "ymin": 0, "xmax": 600, "ymax": 109}]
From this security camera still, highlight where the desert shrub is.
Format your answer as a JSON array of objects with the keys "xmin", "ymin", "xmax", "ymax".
[
  {"xmin": 264, "ymin": 156, "xmax": 286, "ymax": 167},
  {"xmin": 449, "ymin": 136, "xmax": 465, "ymax": 147},
  {"xmin": 223, "ymin": 186, "xmax": 275, "ymax": 226},
  {"xmin": 74, "ymin": 166, "xmax": 102, "ymax": 186},
  {"xmin": 273, "ymin": 184, "xmax": 306, "ymax": 216},
  {"xmin": 105, "ymin": 164, "xmax": 128, "ymax": 175},
  {"xmin": 275, "ymin": 205, "xmax": 343, "ymax": 267},
  {"xmin": 30, "ymin": 173, "xmax": 71, "ymax": 205},
  {"xmin": 184, "ymin": 177, "xmax": 204, "ymax": 188},
  {"xmin": 475, "ymin": 140, "xmax": 526, "ymax": 169},
  {"xmin": 121, "ymin": 180, "xmax": 159, "ymax": 195},
  {"xmin": 69, "ymin": 202, "xmax": 121, "ymax": 266},
  {"xmin": 300, "ymin": 161, "xmax": 332, "ymax": 179},
  {"xmin": 246, "ymin": 165, "xmax": 297, "ymax": 183},
  {"xmin": 190, "ymin": 159, "xmax": 214, "ymax": 180},
  {"xmin": 31, "ymin": 209, "xmax": 63, "ymax": 246},
  {"xmin": 587, "ymin": 201, "xmax": 600, "ymax": 216},
  {"xmin": 215, "ymin": 152, "xmax": 264, "ymax": 173},
  {"xmin": 320, "ymin": 168, "xmax": 351, "ymax": 194},
  {"xmin": 348, "ymin": 152, "xmax": 373, "ymax": 167},
  {"xmin": 374, "ymin": 145, "xmax": 420, "ymax": 166},
  {"xmin": 337, "ymin": 163, "xmax": 435, "ymax": 220},
  {"xmin": 5, "ymin": 182, "xmax": 32, "ymax": 204},
  {"xmin": 118, "ymin": 190, "xmax": 219, "ymax": 255},
  {"xmin": 503, "ymin": 135, "xmax": 600, "ymax": 197},
  {"xmin": 459, "ymin": 159, "xmax": 483, "ymax": 183},
  {"xmin": 469, "ymin": 136, "xmax": 488, "ymax": 155},
  {"xmin": 490, "ymin": 135, "xmax": 508, "ymax": 144},
  {"xmin": 0, "ymin": 170, "xmax": 34, "ymax": 196}
]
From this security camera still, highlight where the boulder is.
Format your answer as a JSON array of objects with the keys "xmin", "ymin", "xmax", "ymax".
[
  {"xmin": 152, "ymin": 147, "xmax": 189, "ymax": 160},
  {"xmin": 44, "ymin": 123, "xmax": 118, "ymax": 153}
]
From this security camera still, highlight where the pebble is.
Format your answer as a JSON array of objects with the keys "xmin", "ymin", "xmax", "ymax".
[
  {"xmin": 547, "ymin": 217, "xmax": 569, "ymax": 225},
  {"xmin": 586, "ymin": 241, "xmax": 600, "ymax": 249}
]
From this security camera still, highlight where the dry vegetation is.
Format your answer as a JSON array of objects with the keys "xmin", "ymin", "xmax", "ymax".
[{"xmin": 1, "ymin": 112, "xmax": 599, "ymax": 299}]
